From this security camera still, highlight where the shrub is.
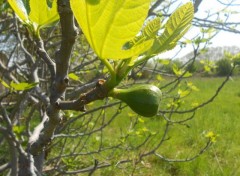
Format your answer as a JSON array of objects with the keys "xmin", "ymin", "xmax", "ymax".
[{"xmin": 216, "ymin": 58, "xmax": 232, "ymax": 76}]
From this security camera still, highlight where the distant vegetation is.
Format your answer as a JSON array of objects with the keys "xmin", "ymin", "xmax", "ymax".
[
  {"xmin": 136, "ymin": 46, "xmax": 240, "ymax": 79},
  {"xmin": 182, "ymin": 46, "xmax": 240, "ymax": 76}
]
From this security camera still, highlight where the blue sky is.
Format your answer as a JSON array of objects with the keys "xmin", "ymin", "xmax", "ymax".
[{"xmin": 195, "ymin": 0, "xmax": 240, "ymax": 46}]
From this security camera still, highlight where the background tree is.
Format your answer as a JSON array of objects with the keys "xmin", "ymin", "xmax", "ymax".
[
  {"xmin": 0, "ymin": 0, "xmax": 240, "ymax": 175},
  {"xmin": 216, "ymin": 58, "xmax": 234, "ymax": 76}
]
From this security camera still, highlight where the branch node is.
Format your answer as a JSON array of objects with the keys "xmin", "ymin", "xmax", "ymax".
[
  {"xmin": 96, "ymin": 79, "xmax": 106, "ymax": 87},
  {"xmin": 63, "ymin": 77, "xmax": 69, "ymax": 85}
]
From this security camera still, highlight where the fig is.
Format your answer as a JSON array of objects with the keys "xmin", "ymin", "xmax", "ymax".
[{"xmin": 109, "ymin": 84, "xmax": 162, "ymax": 117}]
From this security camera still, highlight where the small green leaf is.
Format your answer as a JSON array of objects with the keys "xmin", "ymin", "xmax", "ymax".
[
  {"xmin": 173, "ymin": 64, "xmax": 192, "ymax": 77},
  {"xmin": 205, "ymin": 131, "xmax": 217, "ymax": 143},
  {"xmin": 0, "ymin": 78, "xmax": 10, "ymax": 89},
  {"xmin": 8, "ymin": 0, "xmax": 59, "ymax": 35},
  {"xmin": 13, "ymin": 125, "xmax": 25, "ymax": 135},
  {"xmin": 29, "ymin": 0, "xmax": 59, "ymax": 30},
  {"xmin": 187, "ymin": 82, "xmax": 199, "ymax": 91},
  {"xmin": 204, "ymin": 65, "xmax": 210, "ymax": 72},
  {"xmin": 156, "ymin": 75, "xmax": 163, "ymax": 81},
  {"xmin": 177, "ymin": 89, "xmax": 190, "ymax": 98},
  {"xmin": 232, "ymin": 53, "xmax": 240, "ymax": 66},
  {"xmin": 10, "ymin": 81, "xmax": 38, "ymax": 91},
  {"xmin": 138, "ymin": 117, "xmax": 145, "ymax": 123},
  {"xmin": 172, "ymin": 64, "xmax": 181, "ymax": 76},
  {"xmin": 158, "ymin": 59, "xmax": 170, "ymax": 65},
  {"xmin": 68, "ymin": 73, "xmax": 80, "ymax": 82},
  {"xmin": 194, "ymin": 37, "xmax": 208, "ymax": 45}
]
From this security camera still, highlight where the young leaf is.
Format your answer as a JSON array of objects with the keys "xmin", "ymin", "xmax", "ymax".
[
  {"xmin": 148, "ymin": 2, "xmax": 194, "ymax": 55},
  {"xmin": 172, "ymin": 64, "xmax": 192, "ymax": 77},
  {"xmin": 68, "ymin": 73, "xmax": 80, "ymax": 82},
  {"xmin": 70, "ymin": 0, "xmax": 153, "ymax": 60},
  {"xmin": 29, "ymin": 0, "xmax": 59, "ymax": 30},
  {"xmin": 0, "ymin": 78, "xmax": 10, "ymax": 89},
  {"xmin": 158, "ymin": 59, "xmax": 170, "ymax": 65},
  {"xmin": 8, "ymin": 0, "xmax": 59, "ymax": 35},
  {"xmin": 143, "ymin": 17, "xmax": 161, "ymax": 39},
  {"xmin": 125, "ymin": 17, "xmax": 161, "ymax": 49},
  {"xmin": 10, "ymin": 81, "xmax": 38, "ymax": 91}
]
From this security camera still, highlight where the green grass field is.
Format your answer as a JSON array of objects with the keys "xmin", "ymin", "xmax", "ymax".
[
  {"xmin": 6, "ymin": 76, "xmax": 237, "ymax": 176},
  {"xmin": 177, "ymin": 77, "xmax": 240, "ymax": 176},
  {"xmin": 94, "ymin": 76, "xmax": 240, "ymax": 176}
]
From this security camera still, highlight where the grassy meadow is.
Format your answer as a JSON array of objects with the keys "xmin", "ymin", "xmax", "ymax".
[
  {"xmin": 5, "ymin": 76, "xmax": 237, "ymax": 176},
  {"xmin": 93, "ymin": 76, "xmax": 240, "ymax": 176}
]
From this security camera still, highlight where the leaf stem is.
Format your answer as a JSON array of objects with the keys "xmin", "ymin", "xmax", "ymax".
[
  {"xmin": 133, "ymin": 55, "xmax": 151, "ymax": 67},
  {"xmin": 100, "ymin": 58, "xmax": 116, "ymax": 77}
]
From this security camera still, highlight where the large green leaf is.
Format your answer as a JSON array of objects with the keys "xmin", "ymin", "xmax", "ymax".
[
  {"xmin": 70, "ymin": 0, "xmax": 153, "ymax": 60},
  {"xmin": 8, "ymin": 0, "xmax": 59, "ymax": 34},
  {"xmin": 148, "ymin": 2, "xmax": 194, "ymax": 55},
  {"xmin": 8, "ymin": 0, "xmax": 28, "ymax": 22}
]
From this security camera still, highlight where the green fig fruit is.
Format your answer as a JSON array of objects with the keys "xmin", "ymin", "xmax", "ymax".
[{"xmin": 109, "ymin": 84, "xmax": 162, "ymax": 117}]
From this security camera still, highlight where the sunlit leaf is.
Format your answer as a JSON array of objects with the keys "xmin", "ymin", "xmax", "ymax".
[
  {"xmin": 70, "ymin": 0, "xmax": 153, "ymax": 60},
  {"xmin": 138, "ymin": 117, "xmax": 145, "ymax": 123},
  {"xmin": 191, "ymin": 102, "xmax": 199, "ymax": 107},
  {"xmin": 187, "ymin": 82, "xmax": 199, "ymax": 91},
  {"xmin": 136, "ymin": 72, "xmax": 143, "ymax": 77},
  {"xmin": 200, "ymin": 60, "xmax": 205, "ymax": 64},
  {"xmin": 128, "ymin": 112, "xmax": 136, "ymax": 117},
  {"xmin": 233, "ymin": 53, "xmax": 240, "ymax": 66},
  {"xmin": 156, "ymin": 75, "xmax": 163, "ymax": 81},
  {"xmin": 29, "ymin": 0, "xmax": 59, "ymax": 30},
  {"xmin": 10, "ymin": 81, "xmax": 38, "ymax": 91},
  {"xmin": 68, "ymin": 73, "xmax": 80, "ymax": 82},
  {"xmin": 148, "ymin": 2, "xmax": 194, "ymax": 55},
  {"xmin": 194, "ymin": 36, "xmax": 208, "ymax": 45},
  {"xmin": 178, "ymin": 89, "xmax": 190, "ymax": 98},
  {"xmin": 13, "ymin": 125, "xmax": 25, "ymax": 134},
  {"xmin": 0, "ymin": 78, "xmax": 10, "ymax": 89},
  {"xmin": 8, "ymin": 0, "xmax": 28, "ymax": 22},
  {"xmin": 8, "ymin": 0, "xmax": 59, "ymax": 35},
  {"xmin": 172, "ymin": 64, "xmax": 182, "ymax": 76},
  {"xmin": 143, "ymin": 17, "xmax": 161, "ymax": 38},
  {"xmin": 204, "ymin": 65, "xmax": 211, "ymax": 72},
  {"xmin": 158, "ymin": 59, "xmax": 170, "ymax": 65},
  {"xmin": 205, "ymin": 131, "xmax": 217, "ymax": 143},
  {"xmin": 125, "ymin": 17, "xmax": 161, "ymax": 50},
  {"xmin": 173, "ymin": 64, "xmax": 192, "ymax": 77},
  {"xmin": 183, "ymin": 71, "xmax": 192, "ymax": 77},
  {"xmin": 142, "ymin": 127, "xmax": 149, "ymax": 132}
]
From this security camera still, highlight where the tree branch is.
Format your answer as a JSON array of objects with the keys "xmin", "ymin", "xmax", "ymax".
[
  {"xmin": 193, "ymin": 0, "xmax": 203, "ymax": 13},
  {"xmin": 35, "ymin": 39, "xmax": 56, "ymax": 82},
  {"xmin": 52, "ymin": 0, "xmax": 79, "ymax": 103},
  {"xmin": 27, "ymin": 0, "xmax": 78, "ymax": 173},
  {"xmin": 58, "ymin": 79, "xmax": 108, "ymax": 111}
]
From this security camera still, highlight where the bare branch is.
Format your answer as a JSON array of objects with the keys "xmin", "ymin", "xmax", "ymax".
[
  {"xmin": 193, "ymin": 0, "xmax": 203, "ymax": 13},
  {"xmin": 154, "ymin": 140, "xmax": 212, "ymax": 162},
  {"xmin": 0, "ymin": 163, "xmax": 11, "ymax": 173}
]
